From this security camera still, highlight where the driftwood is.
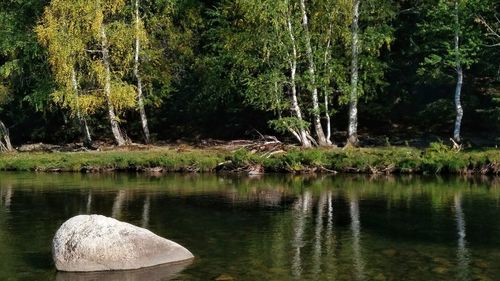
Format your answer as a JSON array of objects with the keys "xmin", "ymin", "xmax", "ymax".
[
  {"xmin": 0, "ymin": 120, "xmax": 13, "ymax": 152},
  {"xmin": 241, "ymin": 135, "xmax": 285, "ymax": 155},
  {"xmin": 450, "ymin": 138, "xmax": 462, "ymax": 151}
]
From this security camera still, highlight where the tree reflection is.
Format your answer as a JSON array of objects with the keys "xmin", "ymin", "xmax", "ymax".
[
  {"xmin": 350, "ymin": 194, "xmax": 365, "ymax": 281},
  {"xmin": 313, "ymin": 193, "xmax": 326, "ymax": 275},
  {"xmin": 142, "ymin": 195, "xmax": 151, "ymax": 228},
  {"xmin": 292, "ymin": 191, "xmax": 312, "ymax": 278},
  {"xmin": 86, "ymin": 190, "xmax": 92, "ymax": 214},
  {"xmin": 111, "ymin": 190, "xmax": 126, "ymax": 219},
  {"xmin": 454, "ymin": 193, "xmax": 470, "ymax": 281}
]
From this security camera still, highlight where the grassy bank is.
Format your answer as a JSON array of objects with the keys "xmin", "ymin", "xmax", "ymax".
[{"xmin": 0, "ymin": 144, "xmax": 498, "ymax": 175}]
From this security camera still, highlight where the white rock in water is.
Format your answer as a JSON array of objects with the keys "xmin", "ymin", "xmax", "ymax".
[{"xmin": 53, "ymin": 215, "xmax": 194, "ymax": 272}]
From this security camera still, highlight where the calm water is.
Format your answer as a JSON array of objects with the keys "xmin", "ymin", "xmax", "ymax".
[{"xmin": 0, "ymin": 172, "xmax": 499, "ymax": 281}]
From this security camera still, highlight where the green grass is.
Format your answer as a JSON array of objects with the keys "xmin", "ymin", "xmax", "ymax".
[
  {"xmin": 0, "ymin": 149, "xmax": 226, "ymax": 172},
  {"xmin": 0, "ymin": 145, "xmax": 498, "ymax": 175}
]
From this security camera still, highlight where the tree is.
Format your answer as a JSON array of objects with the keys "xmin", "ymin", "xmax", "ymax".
[
  {"xmin": 299, "ymin": 0, "xmax": 328, "ymax": 146},
  {"xmin": 346, "ymin": 0, "xmax": 395, "ymax": 146},
  {"xmin": 418, "ymin": 0, "xmax": 489, "ymax": 142},
  {"xmin": 207, "ymin": 0, "xmax": 316, "ymax": 147},
  {"xmin": 1, "ymin": 0, "xmax": 55, "ymax": 144},
  {"xmin": 347, "ymin": 0, "xmax": 361, "ymax": 146},
  {"xmin": 0, "ymin": 89, "xmax": 13, "ymax": 151},
  {"xmin": 0, "ymin": 74, "xmax": 13, "ymax": 151},
  {"xmin": 36, "ymin": 0, "xmax": 95, "ymax": 147},
  {"xmin": 37, "ymin": 0, "xmax": 137, "ymax": 146},
  {"xmin": 134, "ymin": 0, "xmax": 151, "ymax": 144},
  {"xmin": 208, "ymin": 0, "xmax": 356, "ymax": 147}
]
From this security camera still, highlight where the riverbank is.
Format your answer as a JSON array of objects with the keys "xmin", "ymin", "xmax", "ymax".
[{"xmin": 0, "ymin": 144, "xmax": 498, "ymax": 175}]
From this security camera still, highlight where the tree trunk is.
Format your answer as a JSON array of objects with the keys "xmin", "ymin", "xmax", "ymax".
[
  {"xmin": 134, "ymin": 0, "xmax": 151, "ymax": 144},
  {"xmin": 324, "ymin": 95, "xmax": 332, "ymax": 144},
  {"xmin": 100, "ymin": 25, "xmax": 126, "ymax": 146},
  {"xmin": 299, "ymin": 0, "xmax": 328, "ymax": 146},
  {"xmin": 453, "ymin": 0, "xmax": 463, "ymax": 143},
  {"xmin": 71, "ymin": 69, "xmax": 93, "ymax": 148},
  {"xmin": 286, "ymin": 10, "xmax": 312, "ymax": 148},
  {"xmin": 323, "ymin": 26, "xmax": 333, "ymax": 145},
  {"xmin": 0, "ymin": 120, "xmax": 13, "ymax": 152},
  {"xmin": 347, "ymin": 0, "xmax": 360, "ymax": 146}
]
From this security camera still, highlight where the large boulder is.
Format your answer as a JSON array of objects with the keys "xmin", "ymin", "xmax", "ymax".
[{"xmin": 53, "ymin": 215, "xmax": 194, "ymax": 272}]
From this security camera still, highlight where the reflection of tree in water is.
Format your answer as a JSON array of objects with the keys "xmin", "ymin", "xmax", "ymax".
[
  {"xmin": 86, "ymin": 190, "xmax": 92, "ymax": 214},
  {"xmin": 111, "ymin": 190, "xmax": 126, "ymax": 219},
  {"xmin": 292, "ymin": 191, "xmax": 312, "ymax": 278},
  {"xmin": 454, "ymin": 193, "xmax": 471, "ymax": 281},
  {"xmin": 312, "ymin": 193, "xmax": 326, "ymax": 275},
  {"xmin": 142, "ymin": 195, "xmax": 151, "ymax": 229},
  {"xmin": 0, "ymin": 184, "xmax": 13, "ymax": 211},
  {"xmin": 0, "ymin": 174, "xmax": 499, "ymax": 280},
  {"xmin": 349, "ymin": 194, "xmax": 365, "ymax": 281}
]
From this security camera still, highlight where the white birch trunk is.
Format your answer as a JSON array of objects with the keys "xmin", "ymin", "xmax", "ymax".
[
  {"xmin": 134, "ymin": 0, "xmax": 151, "ymax": 144},
  {"xmin": 0, "ymin": 120, "xmax": 13, "ymax": 152},
  {"xmin": 323, "ymin": 27, "xmax": 333, "ymax": 145},
  {"xmin": 100, "ymin": 25, "xmax": 126, "ymax": 146},
  {"xmin": 275, "ymin": 81, "xmax": 302, "ymax": 144},
  {"xmin": 348, "ymin": 0, "xmax": 361, "ymax": 146},
  {"xmin": 286, "ymin": 11, "xmax": 312, "ymax": 148},
  {"xmin": 324, "ymin": 95, "xmax": 332, "ymax": 144},
  {"xmin": 453, "ymin": 0, "xmax": 464, "ymax": 143},
  {"xmin": 299, "ymin": 0, "xmax": 328, "ymax": 146},
  {"xmin": 71, "ymin": 69, "xmax": 92, "ymax": 148}
]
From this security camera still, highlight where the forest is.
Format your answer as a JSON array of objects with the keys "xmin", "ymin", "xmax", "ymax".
[{"xmin": 0, "ymin": 0, "xmax": 499, "ymax": 150}]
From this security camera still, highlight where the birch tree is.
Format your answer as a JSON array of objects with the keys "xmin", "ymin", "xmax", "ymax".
[
  {"xmin": 0, "ymin": 120, "xmax": 13, "ymax": 152},
  {"xmin": 418, "ymin": 0, "xmax": 488, "ymax": 143},
  {"xmin": 209, "ymin": 0, "xmax": 316, "ymax": 147},
  {"xmin": 210, "ymin": 0, "xmax": 354, "ymax": 147},
  {"xmin": 299, "ymin": 0, "xmax": 328, "ymax": 146},
  {"xmin": 134, "ymin": 0, "xmax": 151, "ymax": 144},
  {"xmin": 347, "ymin": 0, "xmax": 361, "ymax": 146},
  {"xmin": 36, "ymin": 0, "xmax": 96, "ymax": 147},
  {"xmin": 344, "ymin": 0, "xmax": 394, "ymax": 146},
  {"xmin": 452, "ymin": 0, "xmax": 464, "ymax": 142},
  {"xmin": 37, "ymin": 0, "xmax": 137, "ymax": 146},
  {"xmin": 0, "ymin": 85, "xmax": 13, "ymax": 151},
  {"xmin": 286, "ymin": 4, "xmax": 314, "ymax": 147}
]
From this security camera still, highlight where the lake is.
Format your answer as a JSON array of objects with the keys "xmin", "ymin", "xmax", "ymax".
[{"xmin": 0, "ymin": 172, "xmax": 498, "ymax": 280}]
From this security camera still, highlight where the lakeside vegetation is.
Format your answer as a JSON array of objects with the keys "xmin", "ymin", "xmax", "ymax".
[{"xmin": 0, "ymin": 144, "xmax": 497, "ymax": 175}]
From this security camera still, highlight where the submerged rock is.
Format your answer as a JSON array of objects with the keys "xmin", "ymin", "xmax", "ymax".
[{"xmin": 53, "ymin": 215, "xmax": 194, "ymax": 272}]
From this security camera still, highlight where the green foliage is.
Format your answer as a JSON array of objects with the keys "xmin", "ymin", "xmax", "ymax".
[
  {"xmin": 417, "ymin": 0, "xmax": 491, "ymax": 81},
  {"xmin": 0, "ymin": 0, "xmax": 498, "ymax": 144}
]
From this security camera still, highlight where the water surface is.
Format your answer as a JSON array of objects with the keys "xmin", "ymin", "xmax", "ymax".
[{"xmin": 0, "ymin": 172, "xmax": 498, "ymax": 280}]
